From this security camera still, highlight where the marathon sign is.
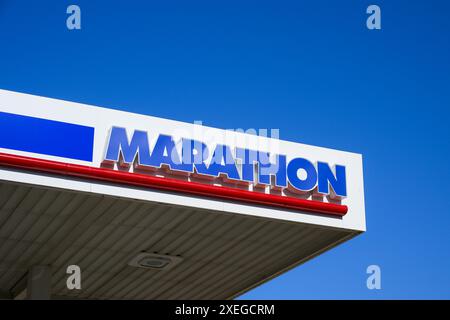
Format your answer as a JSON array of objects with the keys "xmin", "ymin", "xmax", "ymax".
[
  {"xmin": 0, "ymin": 90, "xmax": 367, "ymax": 221},
  {"xmin": 103, "ymin": 127, "xmax": 347, "ymax": 199}
]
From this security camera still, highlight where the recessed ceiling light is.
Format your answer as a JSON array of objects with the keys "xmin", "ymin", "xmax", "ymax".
[{"xmin": 128, "ymin": 252, "xmax": 183, "ymax": 271}]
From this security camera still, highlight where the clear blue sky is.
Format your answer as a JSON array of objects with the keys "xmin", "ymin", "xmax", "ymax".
[{"xmin": 0, "ymin": 0, "xmax": 449, "ymax": 299}]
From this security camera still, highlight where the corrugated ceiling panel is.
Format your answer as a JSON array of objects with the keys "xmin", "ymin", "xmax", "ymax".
[
  {"xmin": 0, "ymin": 180, "xmax": 356, "ymax": 299},
  {"xmin": 108, "ymin": 214, "xmax": 263, "ymax": 299}
]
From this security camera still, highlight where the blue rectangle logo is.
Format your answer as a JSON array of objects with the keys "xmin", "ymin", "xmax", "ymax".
[{"xmin": 0, "ymin": 111, "xmax": 94, "ymax": 162}]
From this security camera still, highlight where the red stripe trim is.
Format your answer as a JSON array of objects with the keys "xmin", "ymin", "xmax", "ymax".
[{"xmin": 0, "ymin": 152, "xmax": 348, "ymax": 217}]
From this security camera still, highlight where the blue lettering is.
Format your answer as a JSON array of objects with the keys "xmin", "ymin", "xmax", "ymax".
[
  {"xmin": 287, "ymin": 157, "xmax": 317, "ymax": 191},
  {"xmin": 317, "ymin": 162, "xmax": 347, "ymax": 197},
  {"xmin": 104, "ymin": 128, "xmax": 347, "ymax": 197},
  {"xmin": 257, "ymin": 152, "xmax": 287, "ymax": 188},
  {"xmin": 182, "ymin": 139, "xmax": 210, "ymax": 175},
  {"xmin": 206, "ymin": 144, "xmax": 240, "ymax": 180},
  {"xmin": 148, "ymin": 134, "xmax": 192, "ymax": 172},
  {"xmin": 235, "ymin": 148, "xmax": 258, "ymax": 183},
  {"xmin": 104, "ymin": 127, "xmax": 151, "ymax": 166}
]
